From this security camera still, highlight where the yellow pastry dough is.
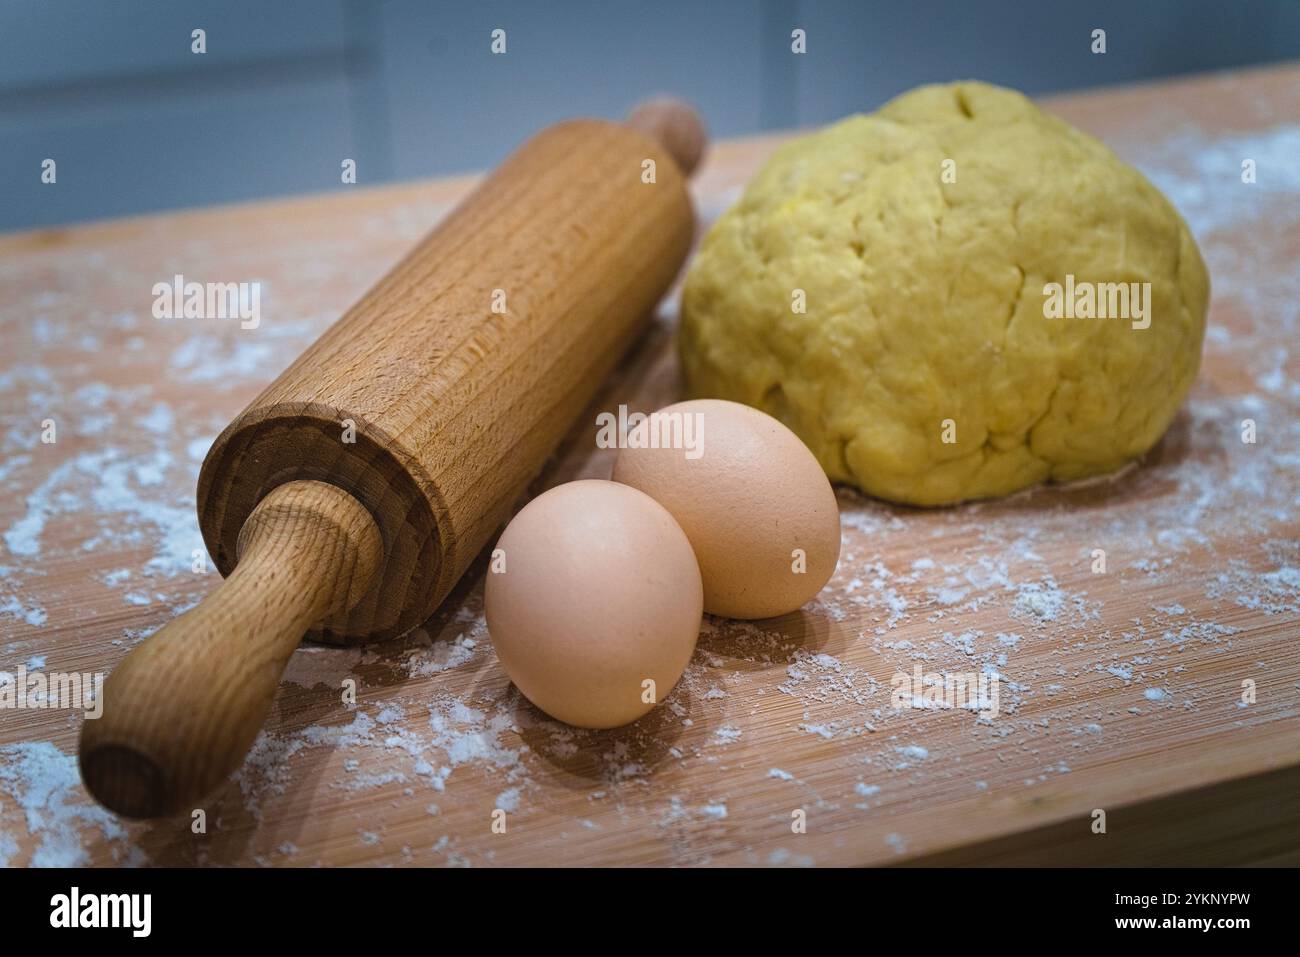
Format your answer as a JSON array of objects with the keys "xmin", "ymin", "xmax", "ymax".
[{"xmin": 680, "ymin": 81, "xmax": 1209, "ymax": 505}]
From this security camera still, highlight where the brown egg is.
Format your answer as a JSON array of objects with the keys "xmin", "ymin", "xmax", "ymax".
[
  {"xmin": 484, "ymin": 479, "xmax": 702, "ymax": 728},
  {"xmin": 612, "ymin": 399, "xmax": 841, "ymax": 619}
]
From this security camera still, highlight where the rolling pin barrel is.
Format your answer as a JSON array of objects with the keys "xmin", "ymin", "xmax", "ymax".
[{"xmin": 80, "ymin": 101, "xmax": 706, "ymax": 817}]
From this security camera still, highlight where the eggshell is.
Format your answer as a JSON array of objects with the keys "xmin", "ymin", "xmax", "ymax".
[
  {"xmin": 484, "ymin": 479, "xmax": 702, "ymax": 728},
  {"xmin": 612, "ymin": 399, "xmax": 840, "ymax": 619}
]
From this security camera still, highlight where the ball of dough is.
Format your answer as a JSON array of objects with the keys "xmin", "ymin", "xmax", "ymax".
[
  {"xmin": 680, "ymin": 81, "xmax": 1210, "ymax": 506},
  {"xmin": 612, "ymin": 399, "xmax": 840, "ymax": 620},
  {"xmin": 484, "ymin": 479, "xmax": 702, "ymax": 728}
]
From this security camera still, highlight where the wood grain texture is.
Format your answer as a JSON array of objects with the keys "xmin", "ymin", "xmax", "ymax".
[
  {"xmin": 1, "ymin": 65, "xmax": 1297, "ymax": 867},
  {"xmin": 71, "ymin": 108, "xmax": 699, "ymax": 818},
  {"xmin": 79, "ymin": 481, "xmax": 382, "ymax": 818},
  {"xmin": 199, "ymin": 115, "xmax": 695, "ymax": 645}
]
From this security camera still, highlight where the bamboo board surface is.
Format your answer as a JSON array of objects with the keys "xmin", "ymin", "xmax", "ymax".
[{"xmin": 1, "ymin": 64, "xmax": 1298, "ymax": 867}]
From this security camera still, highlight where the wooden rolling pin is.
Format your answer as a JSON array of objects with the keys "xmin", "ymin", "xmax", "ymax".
[{"xmin": 79, "ymin": 100, "xmax": 706, "ymax": 818}]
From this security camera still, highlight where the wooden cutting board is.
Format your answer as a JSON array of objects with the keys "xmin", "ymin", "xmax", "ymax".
[{"xmin": 1, "ymin": 63, "xmax": 1297, "ymax": 867}]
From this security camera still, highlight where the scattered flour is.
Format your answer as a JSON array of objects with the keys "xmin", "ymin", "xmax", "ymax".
[{"xmin": 0, "ymin": 742, "xmax": 140, "ymax": 867}]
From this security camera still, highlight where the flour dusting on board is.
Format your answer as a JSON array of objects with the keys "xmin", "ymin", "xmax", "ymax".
[
  {"xmin": 1, "ymin": 108, "xmax": 1297, "ymax": 867},
  {"xmin": 0, "ymin": 743, "xmax": 142, "ymax": 867}
]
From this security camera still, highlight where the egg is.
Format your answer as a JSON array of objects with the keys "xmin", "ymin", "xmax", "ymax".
[
  {"xmin": 484, "ymin": 479, "xmax": 702, "ymax": 728},
  {"xmin": 612, "ymin": 399, "xmax": 840, "ymax": 619}
]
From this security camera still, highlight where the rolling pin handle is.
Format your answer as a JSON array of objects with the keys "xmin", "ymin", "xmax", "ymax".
[
  {"xmin": 625, "ymin": 97, "xmax": 707, "ymax": 177},
  {"xmin": 79, "ymin": 480, "xmax": 382, "ymax": 818}
]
